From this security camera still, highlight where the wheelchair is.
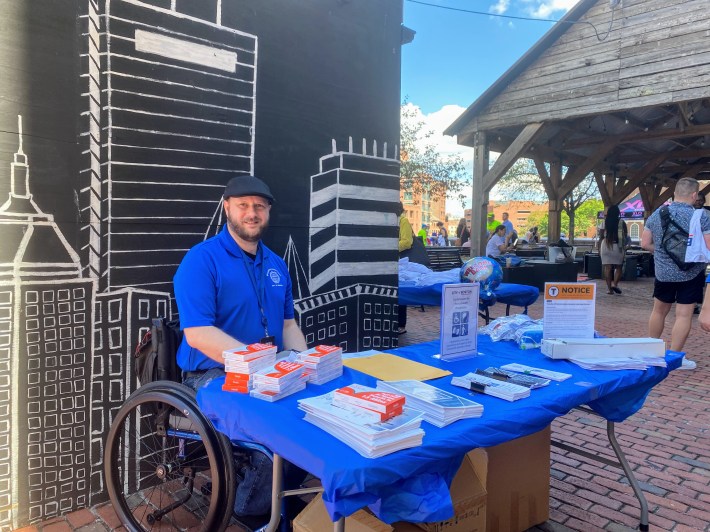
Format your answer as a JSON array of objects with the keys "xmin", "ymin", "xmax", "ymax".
[{"xmin": 104, "ymin": 318, "xmax": 315, "ymax": 532}]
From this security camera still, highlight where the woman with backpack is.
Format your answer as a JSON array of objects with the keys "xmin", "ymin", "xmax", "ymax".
[{"xmin": 600, "ymin": 205, "xmax": 629, "ymax": 295}]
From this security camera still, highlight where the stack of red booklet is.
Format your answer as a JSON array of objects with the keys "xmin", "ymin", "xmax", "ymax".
[
  {"xmin": 222, "ymin": 343, "xmax": 277, "ymax": 393},
  {"xmin": 250, "ymin": 359, "xmax": 308, "ymax": 402},
  {"xmin": 295, "ymin": 345, "xmax": 343, "ymax": 385},
  {"xmin": 332, "ymin": 384, "xmax": 406, "ymax": 422}
]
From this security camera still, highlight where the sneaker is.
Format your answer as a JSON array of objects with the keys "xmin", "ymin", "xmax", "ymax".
[{"xmin": 679, "ymin": 358, "xmax": 697, "ymax": 370}]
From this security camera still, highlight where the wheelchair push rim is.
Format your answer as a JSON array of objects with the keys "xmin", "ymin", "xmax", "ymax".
[{"xmin": 104, "ymin": 386, "xmax": 234, "ymax": 531}]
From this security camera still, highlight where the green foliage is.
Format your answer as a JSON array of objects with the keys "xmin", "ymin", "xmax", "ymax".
[
  {"xmin": 492, "ymin": 158, "xmax": 546, "ymax": 201},
  {"xmin": 400, "ymin": 103, "xmax": 468, "ymax": 206},
  {"xmin": 526, "ymin": 199, "xmax": 603, "ymax": 238}
]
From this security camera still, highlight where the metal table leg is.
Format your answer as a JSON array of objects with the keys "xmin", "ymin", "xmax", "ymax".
[
  {"xmin": 550, "ymin": 412, "xmax": 649, "ymax": 531},
  {"xmin": 607, "ymin": 421, "xmax": 649, "ymax": 532},
  {"xmin": 262, "ymin": 453, "xmax": 325, "ymax": 532}
]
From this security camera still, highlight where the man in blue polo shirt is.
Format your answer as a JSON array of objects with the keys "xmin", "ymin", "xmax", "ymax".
[
  {"xmin": 174, "ymin": 174, "xmax": 307, "ymax": 519},
  {"xmin": 175, "ymin": 175, "xmax": 307, "ymax": 381}
]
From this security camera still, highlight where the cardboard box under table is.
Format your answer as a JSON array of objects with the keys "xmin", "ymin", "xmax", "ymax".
[
  {"xmin": 469, "ymin": 426, "xmax": 550, "ymax": 532},
  {"xmin": 295, "ymin": 453, "xmax": 487, "ymax": 532}
]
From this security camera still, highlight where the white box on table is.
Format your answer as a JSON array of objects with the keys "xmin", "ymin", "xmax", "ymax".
[{"xmin": 541, "ymin": 337, "xmax": 665, "ymax": 359}]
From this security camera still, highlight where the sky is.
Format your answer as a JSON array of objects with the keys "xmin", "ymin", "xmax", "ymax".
[{"xmin": 400, "ymin": 0, "xmax": 580, "ymax": 216}]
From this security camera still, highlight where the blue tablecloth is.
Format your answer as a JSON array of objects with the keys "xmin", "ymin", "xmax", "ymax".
[
  {"xmin": 399, "ymin": 281, "xmax": 539, "ymax": 309},
  {"xmin": 197, "ymin": 337, "xmax": 681, "ymax": 524}
]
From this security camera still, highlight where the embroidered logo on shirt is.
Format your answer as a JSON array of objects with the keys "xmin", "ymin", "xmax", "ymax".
[{"xmin": 267, "ymin": 268, "xmax": 282, "ymax": 286}]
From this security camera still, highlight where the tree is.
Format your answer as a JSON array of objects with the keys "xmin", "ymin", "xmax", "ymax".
[
  {"xmin": 494, "ymin": 158, "xmax": 601, "ymax": 243},
  {"xmin": 491, "ymin": 158, "xmax": 546, "ymax": 201},
  {"xmin": 526, "ymin": 198, "xmax": 604, "ymax": 240},
  {"xmin": 561, "ymin": 175, "xmax": 601, "ymax": 244},
  {"xmin": 400, "ymin": 103, "xmax": 468, "ymax": 206}
]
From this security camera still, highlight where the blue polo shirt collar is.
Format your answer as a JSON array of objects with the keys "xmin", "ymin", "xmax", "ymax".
[{"xmin": 217, "ymin": 225, "xmax": 271, "ymax": 262}]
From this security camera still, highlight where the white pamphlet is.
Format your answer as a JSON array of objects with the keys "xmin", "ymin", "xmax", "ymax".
[
  {"xmin": 543, "ymin": 282, "xmax": 596, "ymax": 339},
  {"xmin": 439, "ymin": 283, "xmax": 479, "ymax": 361}
]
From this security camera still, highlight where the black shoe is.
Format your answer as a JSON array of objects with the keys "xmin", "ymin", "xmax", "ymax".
[{"xmin": 612, "ymin": 287, "xmax": 622, "ymax": 294}]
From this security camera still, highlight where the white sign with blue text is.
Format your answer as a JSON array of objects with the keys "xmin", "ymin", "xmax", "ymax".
[{"xmin": 440, "ymin": 282, "xmax": 480, "ymax": 361}]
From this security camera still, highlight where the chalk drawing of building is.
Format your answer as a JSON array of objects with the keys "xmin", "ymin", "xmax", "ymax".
[
  {"xmin": 0, "ymin": 118, "xmax": 95, "ymax": 528},
  {"xmin": 288, "ymin": 139, "xmax": 401, "ymax": 351},
  {"xmin": 294, "ymin": 283, "xmax": 399, "ymax": 352},
  {"xmin": 89, "ymin": 288, "xmax": 171, "ymax": 502},
  {"xmin": 80, "ymin": 0, "xmax": 258, "ymax": 294},
  {"xmin": 309, "ymin": 138, "xmax": 401, "ymax": 295}
]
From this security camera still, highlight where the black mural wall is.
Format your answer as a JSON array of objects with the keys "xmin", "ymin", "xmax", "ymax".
[{"xmin": 0, "ymin": 0, "xmax": 403, "ymax": 527}]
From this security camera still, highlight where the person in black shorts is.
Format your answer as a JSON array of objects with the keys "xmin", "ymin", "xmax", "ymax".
[{"xmin": 641, "ymin": 177, "xmax": 710, "ymax": 370}]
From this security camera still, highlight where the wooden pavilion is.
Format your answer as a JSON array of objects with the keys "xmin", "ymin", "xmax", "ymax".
[{"xmin": 445, "ymin": 0, "xmax": 710, "ymax": 254}]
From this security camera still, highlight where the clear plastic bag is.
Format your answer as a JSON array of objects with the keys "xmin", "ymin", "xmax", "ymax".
[
  {"xmin": 479, "ymin": 314, "xmax": 534, "ymax": 342},
  {"xmin": 513, "ymin": 322, "xmax": 544, "ymax": 349}
]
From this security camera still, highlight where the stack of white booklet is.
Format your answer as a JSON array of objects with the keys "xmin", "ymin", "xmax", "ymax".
[
  {"xmin": 475, "ymin": 367, "xmax": 551, "ymax": 389},
  {"xmin": 451, "ymin": 372, "xmax": 530, "ymax": 401},
  {"xmin": 567, "ymin": 356, "xmax": 666, "ymax": 371},
  {"xmin": 499, "ymin": 363, "xmax": 572, "ymax": 382},
  {"xmin": 376, "ymin": 380, "xmax": 483, "ymax": 427},
  {"xmin": 295, "ymin": 345, "xmax": 343, "ymax": 385},
  {"xmin": 222, "ymin": 343, "xmax": 277, "ymax": 393},
  {"xmin": 298, "ymin": 390, "xmax": 424, "ymax": 458},
  {"xmin": 250, "ymin": 359, "xmax": 308, "ymax": 402}
]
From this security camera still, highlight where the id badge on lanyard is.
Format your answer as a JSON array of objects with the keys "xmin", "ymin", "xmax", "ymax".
[{"xmin": 242, "ymin": 247, "xmax": 273, "ymax": 345}]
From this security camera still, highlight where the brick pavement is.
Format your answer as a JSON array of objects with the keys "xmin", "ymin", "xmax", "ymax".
[{"xmin": 26, "ymin": 277, "xmax": 710, "ymax": 531}]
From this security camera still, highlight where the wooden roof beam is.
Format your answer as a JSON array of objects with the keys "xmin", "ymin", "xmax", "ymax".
[
  {"xmin": 559, "ymin": 140, "xmax": 616, "ymax": 199},
  {"xmin": 595, "ymin": 172, "xmax": 613, "ymax": 206},
  {"xmin": 533, "ymin": 156, "xmax": 556, "ymax": 199},
  {"xmin": 565, "ymin": 123, "xmax": 710, "ymax": 149},
  {"xmin": 481, "ymin": 122, "xmax": 545, "ymax": 193}
]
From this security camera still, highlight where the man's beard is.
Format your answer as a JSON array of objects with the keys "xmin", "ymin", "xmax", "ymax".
[{"xmin": 225, "ymin": 211, "xmax": 269, "ymax": 243}]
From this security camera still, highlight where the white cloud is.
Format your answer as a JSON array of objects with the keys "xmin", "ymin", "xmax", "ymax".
[
  {"xmin": 490, "ymin": 0, "xmax": 510, "ymax": 15},
  {"xmin": 524, "ymin": 0, "xmax": 578, "ymax": 19}
]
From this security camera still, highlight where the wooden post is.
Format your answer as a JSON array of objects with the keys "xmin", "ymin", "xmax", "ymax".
[{"xmin": 471, "ymin": 132, "xmax": 489, "ymax": 256}]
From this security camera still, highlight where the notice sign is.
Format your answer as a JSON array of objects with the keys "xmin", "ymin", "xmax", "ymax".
[
  {"xmin": 440, "ymin": 283, "xmax": 479, "ymax": 361},
  {"xmin": 543, "ymin": 282, "xmax": 596, "ymax": 339}
]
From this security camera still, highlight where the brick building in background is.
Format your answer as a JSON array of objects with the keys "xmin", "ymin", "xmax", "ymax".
[{"xmin": 400, "ymin": 188, "xmax": 447, "ymax": 237}]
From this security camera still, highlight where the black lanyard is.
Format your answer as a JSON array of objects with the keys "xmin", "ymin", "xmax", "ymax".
[{"xmin": 240, "ymin": 246, "xmax": 269, "ymax": 338}]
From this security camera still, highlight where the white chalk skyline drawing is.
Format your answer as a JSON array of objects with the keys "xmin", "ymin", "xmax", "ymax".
[
  {"xmin": 308, "ymin": 137, "xmax": 401, "ymax": 294},
  {"xmin": 80, "ymin": 0, "xmax": 259, "ymax": 294}
]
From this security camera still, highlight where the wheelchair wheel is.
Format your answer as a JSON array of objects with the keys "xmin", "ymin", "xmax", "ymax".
[{"xmin": 105, "ymin": 382, "xmax": 235, "ymax": 531}]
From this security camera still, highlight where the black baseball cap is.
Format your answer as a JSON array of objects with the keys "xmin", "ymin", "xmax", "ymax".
[{"xmin": 223, "ymin": 175, "xmax": 274, "ymax": 203}]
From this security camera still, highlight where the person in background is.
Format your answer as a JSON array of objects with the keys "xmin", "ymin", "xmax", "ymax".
[
  {"xmin": 642, "ymin": 177, "xmax": 710, "ymax": 370},
  {"xmin": 436, "ymin": 221, "xmax": 448, "ymax": 245},
  {"xmin": 599, "ymin": 205, "xmax": 628, "ymax": 295},
  {"xmin": 398, "ymin": 202, "xmax": 415, "ymax": 334},
  {"xmin": 417, "ymin": 223, "xmax": 428, "ymax": 246},
  {"xmin": 456, "ymin": 218, "xmax": 470, "ymax": 246},
  {"xmin": 486, "ymin": 225, "xmax": 509, "ymax": 258},
  {"xmin": 501, "ymin": 212, "xmax": 515, "ymax": 245},
  {"xmin": 694, "ymin": 192, "xmax": 708, "ymax": 314},
  {"xmin": 486, "ymin": 213, "xmax": 497, "ymax": 236},
  {"xmin": 524, "ymin": 226, "xmax": 539, "ymax": 244},
  {"xmin": 436, "ymin": 231, "xmax": 446, "ymax": 247},
  {"xmin": 694, "ymin": 191, "xmax": 706, "ymax": 210}
]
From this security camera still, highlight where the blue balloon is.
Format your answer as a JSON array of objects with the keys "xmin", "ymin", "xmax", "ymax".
[{"xmin": 460, "ymin": 257, "xmax": 502, "ymax": 295}]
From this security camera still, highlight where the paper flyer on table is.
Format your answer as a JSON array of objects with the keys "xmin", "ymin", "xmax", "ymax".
[
  {"xmin": 439, "ymin": 282, "xmax": 479, "ymax": 360},
  {"xmin": 543, "ymin": 282, "xmax": 596, "ymax": 339}
]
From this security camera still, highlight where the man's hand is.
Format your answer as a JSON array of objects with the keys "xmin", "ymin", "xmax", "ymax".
[{"xmin": 699, "ymin": 306, "xmax": 710, "ymax": 332}]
